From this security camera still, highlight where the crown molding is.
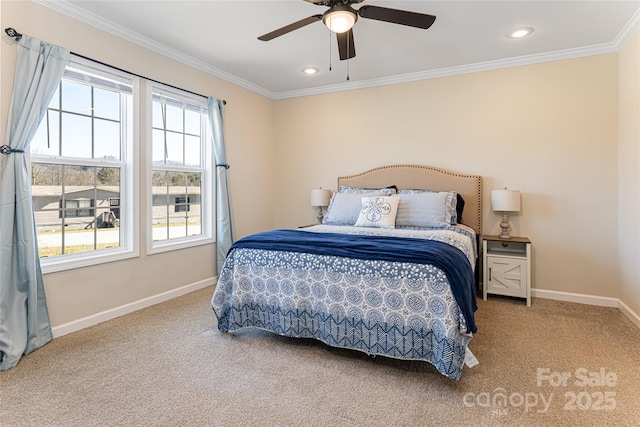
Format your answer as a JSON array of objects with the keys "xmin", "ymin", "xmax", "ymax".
[
  {"xmin": 34, "ymin": 0, "xmax": 639, "ymax": 102},
  {"xmin": 614, "ymin": 6, "xmax": 640, "ymax": 49},
  {"xmin": 33, "ymin": 0, "xmax": 276, "ymax": 99},
  {"xmin": 273, "ymin": 41, "xmax": 619, "ymax": 99},
  {"xmin": 276, "ymin": 7, "xmax": 640, "ymax": 99}
]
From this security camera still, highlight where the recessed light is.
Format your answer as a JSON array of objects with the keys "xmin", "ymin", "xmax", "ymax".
[
  {"xmin": 507, "ymin": 27, "xmax": 534, "ymax": 39},
  {"xmin": 301, "ymin": 67, "xmax": 320, "ymax": 75}
]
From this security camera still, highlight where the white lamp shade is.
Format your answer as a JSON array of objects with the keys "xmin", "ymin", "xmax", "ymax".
[
  {"xmin": 491, "ymin": 189, "xmax": 521, "ymax": 213},
  {"xmin": 310, "ymin": 189, "xmax": 332, "ymax": 207}
]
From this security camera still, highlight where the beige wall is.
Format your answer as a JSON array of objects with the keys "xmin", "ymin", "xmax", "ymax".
[
  {"xmin": 1, "ymin": 0, "xmax": 637, "ymax": 328},
  {"xmin": 618, "ymin": 28, "xmax": 640, "ymax": 316},
  {"xmin": 0, "ymin": 1, "xmax": 276, "ymax": 326},
  {"xmin": 274, "ymin": 54, "xmax": 621, "ymax": 299}
]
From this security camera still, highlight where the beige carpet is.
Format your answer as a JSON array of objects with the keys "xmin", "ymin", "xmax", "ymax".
[{"xmin": 1, "ymin": 287, "xmax": 639, "ymax": 427}]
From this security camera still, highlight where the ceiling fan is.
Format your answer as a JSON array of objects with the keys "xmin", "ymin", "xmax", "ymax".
[{"xmin": 258, "ymin": 0, "xmax": 436, "ymax": 60}]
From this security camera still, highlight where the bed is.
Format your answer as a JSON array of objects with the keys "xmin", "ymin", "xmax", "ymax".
[{"xmin": 212, "ymin": 164, "xmax": 483, "ymax": 380}]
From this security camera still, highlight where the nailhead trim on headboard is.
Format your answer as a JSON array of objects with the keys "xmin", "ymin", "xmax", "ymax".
[{"xmin": 337, "ymin": 164, "xmax": 483, "ymax": 235}]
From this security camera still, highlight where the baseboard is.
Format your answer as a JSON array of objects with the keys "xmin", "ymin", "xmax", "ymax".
[
  {"xmin": 51, "ymin": 277, "xmax": 217, "ymax": 338},
  {"xmin": 618, "ymin": 299, "xmax": 640, "ymax": 329},
  {"xmin": 532, "ymin": 288, "xmax": 640, "ymax": 329},
  {"xmin": 50, "ymin": 280, "xmax": 638, "ymax": 337},
  {"xmin": 531, "ymin": 288, "xmax": 619, "ymax": 307}
]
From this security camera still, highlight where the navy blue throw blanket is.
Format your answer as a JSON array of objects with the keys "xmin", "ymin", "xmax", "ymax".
[{"xmin": 228, "ymin": 229, "xmax": 478, "ymax": 333}]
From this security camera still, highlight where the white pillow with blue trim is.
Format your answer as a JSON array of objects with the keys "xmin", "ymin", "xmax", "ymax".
[{"xmin": 354, "ymin": 196, "xmax": 400, "ymax": 229}]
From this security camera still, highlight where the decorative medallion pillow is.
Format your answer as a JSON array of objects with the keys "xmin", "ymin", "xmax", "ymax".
[{"xmin": 354, "ymin": 196, "xmax": 400, "ymax": 229}]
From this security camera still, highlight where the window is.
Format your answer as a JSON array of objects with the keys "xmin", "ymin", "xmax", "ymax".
[
  {"xmin": 174, "ymin": 196, "xmax": 191, "ymax": 213},
  {"xmin": 149, "ymin": 86, "xmax": 213, "ymax": 252},
  {"xmin": 60, "ymin": 198, "xmax": 95, "ymax": 218},
  {"xmin": 29, "ymin": 56, "xmax": 214, "ymax": 269},
  {"xmin": 30, "ymin": 58, "xmax": 136, "ymax": 271}
]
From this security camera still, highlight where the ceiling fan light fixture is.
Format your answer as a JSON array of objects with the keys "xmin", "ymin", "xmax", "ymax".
[{"xmin": 323, "ymin": 6, "xmax": 357, "ymax": 33}]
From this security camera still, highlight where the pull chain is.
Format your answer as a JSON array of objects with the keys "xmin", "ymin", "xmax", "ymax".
[
  {"xmin": 346, "ymin": 34, "xmax": 350, "ymax": 81},
  {"xmin": 329, "ymin": 30, "xmax": 332, "ymax": 71}
]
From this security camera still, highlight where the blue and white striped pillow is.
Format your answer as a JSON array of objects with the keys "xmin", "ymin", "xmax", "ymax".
[
  {"xmin": 397, "ymin": 189, "xmax": 460, "ymax": 225},
  {"xmin": 395, "ymin": 191, "xmax": 455, "ymax": 227}
]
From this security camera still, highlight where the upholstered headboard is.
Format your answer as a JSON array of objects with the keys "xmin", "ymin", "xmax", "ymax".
[{"xmin": 337, "ymin": 164, "xmax": 483, "ymax": 235}]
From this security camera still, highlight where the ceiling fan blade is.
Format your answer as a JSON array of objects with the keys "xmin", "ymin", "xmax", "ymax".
[
  {"xmin": 258, "ymin": 15, "xmax": 323, "ymax": 41},
  {"xmin": 358, "ymin": 5, "xmax": 436, "ymax": 30},
  {"xmin": 337, "ymin": 29, "xmax": 356, "ymax": 60},
  {"xmin": 305, "ymin": 0, "xmax": 364, "ymax": 5}
]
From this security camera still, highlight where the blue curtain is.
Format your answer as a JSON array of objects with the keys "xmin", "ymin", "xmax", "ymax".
[
  {"xmin": 0, "ymin": 36, "xmax": 69, "ymax": 370},
  {"xmin": 207, "ymin": 98, "xmax": 235, "ymax": 275}
]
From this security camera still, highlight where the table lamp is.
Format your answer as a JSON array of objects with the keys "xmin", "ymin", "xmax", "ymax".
[
  {"xmin": 491, "ymin": 188, "xmax": 521, "ymax": 238},
  {"xmin": 310, "ymin": 188, "xmax": 332, "ymax": 224}
]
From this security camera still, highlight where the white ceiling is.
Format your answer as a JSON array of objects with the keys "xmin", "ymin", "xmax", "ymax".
[{"xmin": 37, "ymin": 0, "xmax": 640, "ymax": 99}]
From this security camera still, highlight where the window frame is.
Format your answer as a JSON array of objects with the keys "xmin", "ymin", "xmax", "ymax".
[
  {"xmin": 30, "ymin": 56, "xmax": 140, "ymax": 274},
  {"xmin": 146, "ymin": 83, "xmax": 214, "ymax": 255}
]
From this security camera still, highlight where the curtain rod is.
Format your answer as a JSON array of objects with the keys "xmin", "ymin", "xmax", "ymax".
[{"xmin": 3, "ymin": 27, "xmax": 226, "ymax": 105}]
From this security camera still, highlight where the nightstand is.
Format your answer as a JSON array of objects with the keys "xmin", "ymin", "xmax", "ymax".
[{"xmin": 482, "ymin": 235, "xmax": 531, "ymax": 306}]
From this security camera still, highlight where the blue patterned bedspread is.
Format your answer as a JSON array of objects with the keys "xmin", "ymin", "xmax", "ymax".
[{"xmin": 212, "ymin": 226, "xmax": 478, "ymax": 380}]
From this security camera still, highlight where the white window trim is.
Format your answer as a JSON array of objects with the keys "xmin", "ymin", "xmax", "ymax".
[
  {"xmin": 145, "ymin": 82, "xmax": 214, "ymax": 255},
  {"xmin": 34, "ymin": 57, "xmax": 140, "ymax": 274}
]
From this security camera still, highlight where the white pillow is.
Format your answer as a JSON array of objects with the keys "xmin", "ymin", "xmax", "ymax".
[
  {"xmin": 354, "ymin": 196, "xmax": 400, "ymax": 229},
  {"xmin": 395, "ymin": 192, "xmax": 452, "ymax": 227}
]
